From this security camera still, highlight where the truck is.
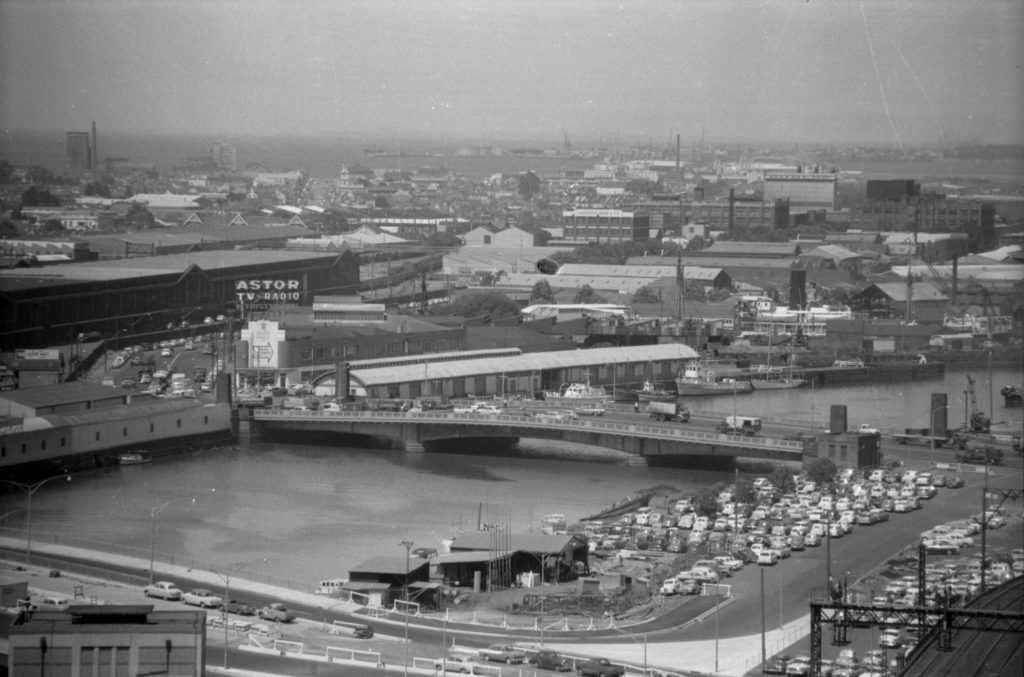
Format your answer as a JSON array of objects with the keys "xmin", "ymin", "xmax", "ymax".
[
  {"xmin": 648, "ymin": 401, "xmax": 690, "ymax": 423},
  {"xmin": 955, "ymin": 446, "xmax": 1003, "ymax": 466},
  {"xmin": 891, "ymin": 427, "xmax": 967, "ymax": 449},
  {"xmin": 575, "ymin": 657, "xmax": 625, "ymax": 677},
  {"xmin": 716, "ymin": 415, "xmax": 761, "ymax": 436},
  {"xmin": 192, "ymin": 366, "xmax": 207, "ymax": 383},
  {"xmin": 282, "ymin": 396, "xmax": 314, "ymax": 411}
]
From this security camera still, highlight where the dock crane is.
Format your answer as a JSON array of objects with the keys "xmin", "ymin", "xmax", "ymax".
[{"xmin": 964, "ymin": 375, "xmax": 991, "ymax": 434}]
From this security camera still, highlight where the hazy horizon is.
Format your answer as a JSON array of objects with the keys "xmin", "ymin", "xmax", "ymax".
[{"xmin": 2, "ymin": 1, "xmax": 1022, "ymax": 150}]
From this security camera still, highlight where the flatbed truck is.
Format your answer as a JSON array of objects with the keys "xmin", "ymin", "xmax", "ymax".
[{"xmin": 891, "ymin": 427, "xmax": 967, "ymax": 449}]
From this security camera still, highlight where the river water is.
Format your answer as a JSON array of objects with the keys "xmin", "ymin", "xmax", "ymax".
[{"xmin": 2, "ymin": 363, "xmax": 1020, "ymax": 590}]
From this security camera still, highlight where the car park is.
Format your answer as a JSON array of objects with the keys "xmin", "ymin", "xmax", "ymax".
[{"xmin": 143, "ymin": 581, "xmax": 183, "ymax": 600}]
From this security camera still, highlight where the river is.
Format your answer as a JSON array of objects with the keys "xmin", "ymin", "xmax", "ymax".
[{"xmin": 2, "ymin": 363, "xmax": 1020, "ymax": 591}]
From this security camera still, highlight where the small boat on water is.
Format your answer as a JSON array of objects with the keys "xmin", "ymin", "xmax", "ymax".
[
  {"xmin": 748, "ymin": 365, "xmax": 806, "ymax": 391},
  {"xmin": 543, "ymin": 379, "xmax": 612, "ymax": 405},
  {"xmin": 675, "ymin": 360, "xmax": 752, "ymax": 396},
  {"xmin": 634, "ymin": 380, "xmax": 677, "ymax": 402},
  {"xmin": 117, "ymin": 451, "xmax": 151, "ymax": 465}
]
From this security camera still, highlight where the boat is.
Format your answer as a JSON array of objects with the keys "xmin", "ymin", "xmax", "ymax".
[
  {"xmin": 542, "ymin": 378, "xmax": 612, "ymax": 405},
  {"xmin": 749, "ymin": 365, "xmax": 806, "ymax": 390},
  {"xmin": 579, "ymin": 490, "xmax": 655, "ymax": 522},
  {"xmin": 748, "ymin": 330, "xmax": 805, "ymax": 390},
  {"xmin": 1001, "ymin": 384, "xmax": 1022, "ymax": 408},
  {"xmin": 675, "ymin": 361, "xmax": 752, "ymax": 396},
  {"xmin": 117, "ymin": 451, "xmax": 151, "ymax": 465},
  {"xmin": 634, "ymin": 380, "xmax": 677, "ymax": 402}
]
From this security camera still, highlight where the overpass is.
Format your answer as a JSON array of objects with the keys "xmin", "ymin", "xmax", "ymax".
[{"xmin": 249, "ymin": 409, "xmax": 808, "ymax": 466}]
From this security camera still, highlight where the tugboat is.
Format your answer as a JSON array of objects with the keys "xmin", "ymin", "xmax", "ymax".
[
  {"xmin": 1002, "ymin": 384, "xmax": 1022, "ymax": 408},
  {"xmin": 542, "ymin": 375, "xmax": 612, "ymax": 405},
  {"xmin": 634, "ymin": 380, "xmax": 677, "ymax": 402},
  {"xmin": 675, "ymin": 360, "xmax": 752, "ymax": 396}
]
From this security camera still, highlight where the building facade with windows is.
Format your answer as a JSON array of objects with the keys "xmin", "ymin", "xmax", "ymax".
[{"xmin": 561, "ymin": 208, "xmax": 650, "ymax": 243}]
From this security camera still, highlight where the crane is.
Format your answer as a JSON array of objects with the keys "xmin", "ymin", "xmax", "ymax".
[{"xmin": 964, "ymin": 375, "xmax": 991, "ymax": 434}]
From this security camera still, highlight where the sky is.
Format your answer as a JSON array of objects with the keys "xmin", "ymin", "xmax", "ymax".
[{"xmin": 1, "ymin": 0, "xmax": 1022, "ymax": 148}]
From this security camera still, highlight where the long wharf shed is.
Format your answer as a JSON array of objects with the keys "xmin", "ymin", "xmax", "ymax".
[{"xmin": 349, "ymin": 343, "xmax": 700, "ymax": 400}]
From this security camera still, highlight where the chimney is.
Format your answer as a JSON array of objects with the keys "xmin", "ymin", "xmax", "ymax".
[
  {"xmin": 90, "ymin": 120, "xmax": 97, "ymax": 171},
  {"xmin": 728, "ymin": 189, "xmax": 735, "ymax": 231},
  {"xmin": 676, "ymin": 134, "xmax": 680, "ymax": 169}
]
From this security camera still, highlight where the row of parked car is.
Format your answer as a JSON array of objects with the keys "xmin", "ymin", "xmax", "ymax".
[{"xmin": 141, "ymin": 581, "xmax": 296, "ymax": 622}]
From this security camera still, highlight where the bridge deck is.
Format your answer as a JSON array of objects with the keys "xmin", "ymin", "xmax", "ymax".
[{"xmin": 253, "ymin": 409, "xmax": 806, "ymax": 460}]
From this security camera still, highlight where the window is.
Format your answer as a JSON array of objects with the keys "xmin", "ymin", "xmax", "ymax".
[
  {"xmin": 21, "ymin": 443, "xmax": 26, "ymax": 454},
  {"xmin": 124, "ymin": 427, "xmax": 128, "ymax": 437},
  {"xmin": 150, "ymin": 423, "xmax": 155, "ymax": 433},
  {"xmin": 41, "ymin": 439, "xmax": 47, "ymax": 450},
  {"xmin": 96, "ymin": 431, "xmax": 101, "ymax": 442},
  {"xmin": 177, "ymin": 419, "xmax": 181, "ymax": 429},
  {"xmin": 61, "ymin": 436, "xmax": 66, "ymax": 447},
  {"xmin": 204, "ymin": 416, "xmax": 209, "ymax": 425}
]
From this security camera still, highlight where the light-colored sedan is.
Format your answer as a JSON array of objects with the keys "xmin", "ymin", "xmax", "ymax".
[
  {"xmin": 182, "ymin": 588, "xmax": 223, "ymax": 608},
  {"xmin": 143, "ymin": 581, "xmax": 183, "ymax": 600}
]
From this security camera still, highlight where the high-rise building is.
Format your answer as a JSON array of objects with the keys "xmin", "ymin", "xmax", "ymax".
[{"xmin": 66, "ymin": 131, "xmax": 92, "ymax": 174}]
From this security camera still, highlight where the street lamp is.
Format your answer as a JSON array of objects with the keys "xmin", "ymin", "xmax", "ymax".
[
  {"xmin": 213, "ymin": 557, "xmax": 267, "ymax": 670},
  {"xmin": 609, "ymin": 626, "xmax": 647, "ymax": 677},
  {"xmin": 148, "ymin": 496, "xmax": 195, "ymax": 583},
  {"xmin": 1, "ymin": 474, "xmax": 71, "ymax": 566},
  {"xmin": 401, "ymin": 540, "xmax": 414, "ymax": 677}
]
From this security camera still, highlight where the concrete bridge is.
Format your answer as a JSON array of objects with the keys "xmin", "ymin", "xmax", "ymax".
[{"xmin": 250, "ymin": 409, "xmax": 807, "ymax": 467}]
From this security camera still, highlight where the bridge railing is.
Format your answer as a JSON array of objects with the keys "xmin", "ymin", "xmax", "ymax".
[{"xmin": 253, "ymin": 409, "xmax": 806, "ymax": 452}]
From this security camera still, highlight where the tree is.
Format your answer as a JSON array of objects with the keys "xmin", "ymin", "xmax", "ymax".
[
  {"xmin": 83, "ymin": 181, "xmax": 111, "ymax": 198},
  {"xmin": 431, "ymin": 291, "xmax": 520, "ymax": 321},
  {"xmin": 0, "ymin": 220, "xmax": 19, "ymax": 238},
  {"xmin": 0, "ymin": 160, "xmax": 13, "ymax": 184},
  {"xmin": 573, "ymin": 284, "xmax": 606, "ymax": 304},
  {"xmin": 806, "ymin": 457, "xmax": 838, "ymax": 486},
  {"xmin": 694, "ymin": 487, "xmax": 720, "ymax": 518},
  {"xmin": 734, "ymin": 478, "xmax": 757, "ymax": 506},
  {"xmin": 37, "ymin": 218, "xmax": 67, "ymax": 235},
  {"xmin": 530, "ymin": 279, "xmax": 555, "ymax": 303},
  {"xmin": 633, "ymin": 285, "xmax": 660, "ymax": 304},
  {"xmin": 769, "ymin": 466, "xmax": 796, "ymax": 494},
  {"xmin": 21, "ymin": 185, "xmax": 60, "ymax": 207}
]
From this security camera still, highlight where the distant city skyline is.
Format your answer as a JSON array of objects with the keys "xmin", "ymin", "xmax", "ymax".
[{"xmin": 1, "ymin": 1, "xmax": 1022, "ymax": 149}]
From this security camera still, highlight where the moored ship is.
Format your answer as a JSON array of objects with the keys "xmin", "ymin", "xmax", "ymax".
[
  {"xmin": 675, "ymin": 361, "xmax": 752, "ymax": 396},
  {"xmin": 542, "ymin": 380, "xmax": 612, "ymax": 405},
  {"xmin": 748, "ymin": 366, "xmax": 806, "ymax": 391},
  {"xmin": 633, "ymin": 380, "xmax": 677, "ymax": 402}
]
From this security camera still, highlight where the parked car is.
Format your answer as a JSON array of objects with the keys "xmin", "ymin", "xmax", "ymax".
[
  {"xmin": 531, "ymin": 650, "xmax": 572, "ymax": 671},
  {"xmin": 434, "ymin": 655, "xmax": 475, "ymax": 674},
  {"xmin": 258, "ymin": 602, "xmax": 296, "ymax": 622},
  {"xmin": 223, "ymin": 599, "xmax": 256, "ymax": 616},
  {"xmin": 182, "ymin": 588, "xmax": 223, "ymax": 608},
  {"xmin": 575, "ymin": 657, "xmax": 625, "ymax": 677},
  {"xmin": 143, "ymin": 581, "xmax": 183, "ymax": 600},
  {"xmin": 479, "ymin": 644, "xmax": 525, "ymax": 664}
]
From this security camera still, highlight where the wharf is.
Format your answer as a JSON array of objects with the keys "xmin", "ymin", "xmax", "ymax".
[{"xmin": 792, "ymin": 361, "xmax": 945, "ymax": 386}]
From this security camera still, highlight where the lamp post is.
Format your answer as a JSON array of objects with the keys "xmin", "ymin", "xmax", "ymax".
[
  {"xmin": 213, "ymin": 557, "xmax": 267, "ymax": 670},
  {"xmin": 609, "ymin": 626, "xmax": 647, "ymax": 677},
  {"xmin": 760, "ymin": 567, "xmax": 766, "ymax": 675},
  {"xmin": 401, "ymin": 540, "xmax": 414, "ymax": 677},
  {"xmin": 1, "ymin": 474, "xmax": 71, "ymax": 566},
  {"xmin": 148, "ymin": 496, "xmax": 195, "ymax": 583}
]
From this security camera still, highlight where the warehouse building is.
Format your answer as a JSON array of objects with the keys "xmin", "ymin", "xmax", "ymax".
[{"xmin": 0, "ymin": 249, "xmax": 360, "ymax": 349}]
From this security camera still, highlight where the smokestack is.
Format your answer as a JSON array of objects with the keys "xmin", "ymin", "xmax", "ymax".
[
  {"xmin": 728, "ymin": 188, "xmax": 735, "ymax": 231},
  {"xmin": 676, "ymin": 134, "xmax": 680, "ymax": 169},
  {"xmin": 951, "ymin": 255, "xmax": 958, "ymax": 307},
  {"xmin": 90, "ymin": 120, "xmax": 97, "ymax": 171}
]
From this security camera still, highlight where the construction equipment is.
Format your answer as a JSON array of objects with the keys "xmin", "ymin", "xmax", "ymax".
[{"xmin": 964, "ymin": 375, "xmax": 991, "ymax": 434}]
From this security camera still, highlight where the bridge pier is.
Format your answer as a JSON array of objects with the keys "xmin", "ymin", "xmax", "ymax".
[
  {"xmin": 404, "ymin": 440, "xmax": 426, "ymax": 453},
  {"xmin": 625, "ymin": 454, "xmax": 649, "ymax": 468}
]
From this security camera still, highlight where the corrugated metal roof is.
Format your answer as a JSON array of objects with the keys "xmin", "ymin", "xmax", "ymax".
[
  {"xmin": 45, "ymin": 398, "xmax": 212, "ymax": 427},
  {"xmin": 348, "ymin": 556, "xmax": 431, "ymax": 576},
  {"xmin": 351, "ymin": 343, "xmax": 699, "ymax": 386},
  {"xmin": 868, "ymin": 282, "xmax": 947, "ymax": 303},
  {"xmin": 450, "ymin": 532, "xmax": 581, "ymax": 553}
]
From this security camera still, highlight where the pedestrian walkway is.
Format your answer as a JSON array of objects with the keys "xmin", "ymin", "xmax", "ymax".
[{"xmin": 1, "ymin": 537, "xmax": 808, "ymax": 676}]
